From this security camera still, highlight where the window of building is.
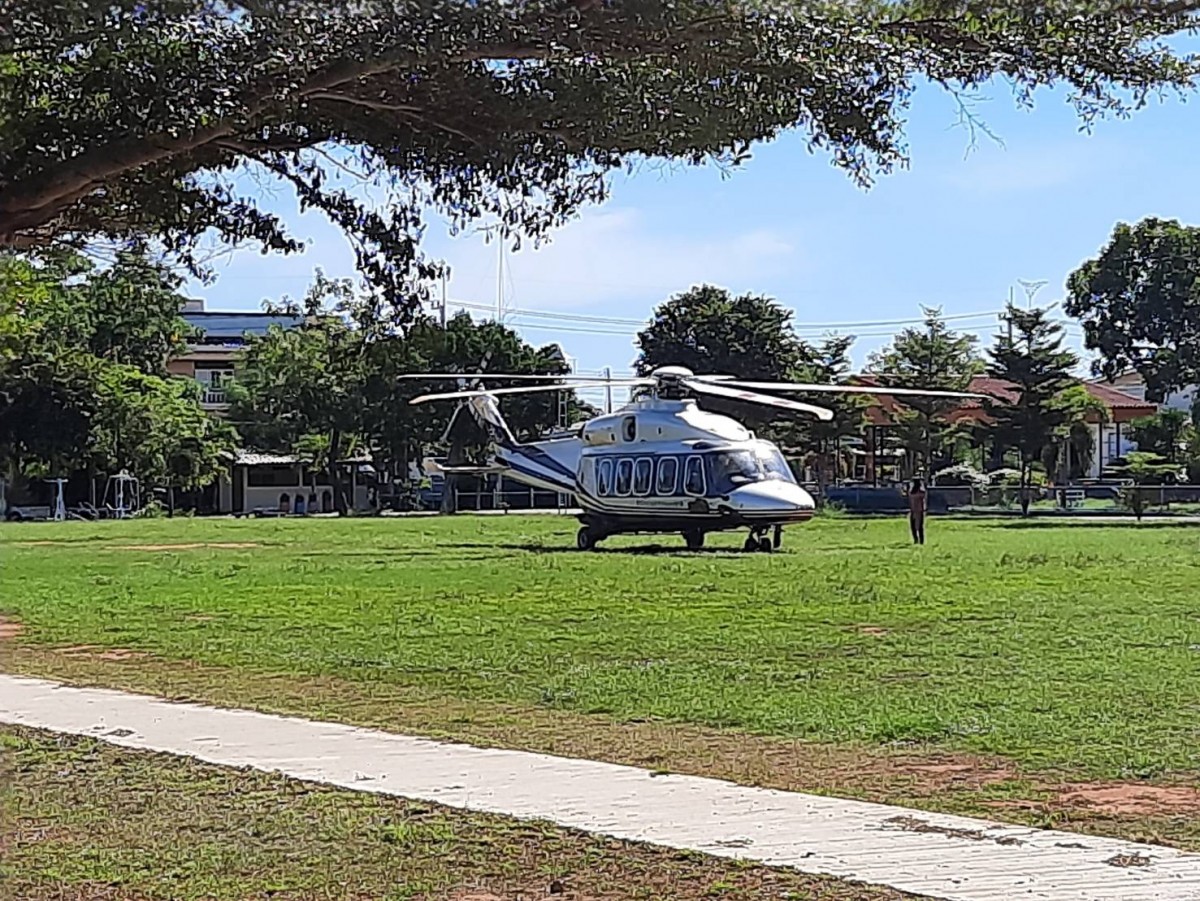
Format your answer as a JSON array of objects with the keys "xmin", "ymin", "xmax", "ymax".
[
  {"xmin": 246, "ymin": 464, "xmax": 300, "ymax": 488},
  {"xmin": 597, "ymin": 459, "xmax": 613, "ymax": 496},
  {"xmin": 656, "ymin": 457, "xmax": 678, "ymax": 495},
  {"xmin": 633, "ymin": 458, "xmax": 653, "ymax": 496},
  {"xmin": 615, "ymin": 458, "xmax": 633, "ymax": 496},
  {"xmin": 684, "ymin": 455, "xmax": 705, "ymax": 496}
]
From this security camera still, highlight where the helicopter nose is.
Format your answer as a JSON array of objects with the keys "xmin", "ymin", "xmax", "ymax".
[{"xmin": 727, "ymin": 481, "xmax": 816, "ymax": 521}]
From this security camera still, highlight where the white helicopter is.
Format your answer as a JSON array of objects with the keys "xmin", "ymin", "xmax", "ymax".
[{"xmin": 405, "ymin": 366, "xmax": 980, "ymax": 552}]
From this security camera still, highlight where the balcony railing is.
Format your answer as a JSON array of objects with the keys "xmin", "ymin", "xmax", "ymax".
[{"xmin": 201, "ymin": 386, "xmax": 229, "ymax": 406}]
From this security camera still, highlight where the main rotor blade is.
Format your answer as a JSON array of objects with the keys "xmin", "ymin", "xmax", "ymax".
[
  {"xmin": 409, "ymin": 379, "xmax": 650, "ymax": 405},
  {"xmin": 397, "ymin": 372, "xmax": 630, "ymax": 382},
  {"xmin": 707, "ymin": 379, "xmax": 987, "ymax": 400},
  {"xmin": 686, "ymin": 378, "xmax": 834, "ymax": 421}
]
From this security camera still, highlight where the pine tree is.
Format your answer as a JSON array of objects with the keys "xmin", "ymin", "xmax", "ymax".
[
  {"xmin": 866, "ymin": 308, "xmax": 982, "ymax": 476},
  {"xmin": 984, "ymin": 305, "xmax": 1083, "ymax": 515}
]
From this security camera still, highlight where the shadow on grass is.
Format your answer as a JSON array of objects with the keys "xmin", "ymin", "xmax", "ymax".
[
  {"xmin": 984, "ymin": 518, "xmax": 1200, "ymax": 530},
  {"xmin": 435, "ymin": 541, "xmax": 754, "ymax": 556}
]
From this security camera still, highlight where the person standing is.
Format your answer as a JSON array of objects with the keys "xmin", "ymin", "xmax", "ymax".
[{"xmin": 907, "ymin": 477, "xmax": 927, "ymax": 545}]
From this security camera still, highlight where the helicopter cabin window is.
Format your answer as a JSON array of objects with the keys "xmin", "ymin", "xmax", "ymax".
[
  {"xmin": 622, "ymin": 416, "xmax": 637, "ymax": 442},
  {"xmin": 633, "ymin": 458, "xmax": 653, "ymax": 496},
  {"xmin": 597, "ymin": 458, "xmax": 614, "ymax": 497},
  {"xmin": 655, "ymin": 457, "xmax": 678, "ymax": 495},
  {"xmin": 615, "ymin": 458, "xmax": 634, "ymax": 496},
  {"xmin": 683, "ymin": 455, "xmax": 705, "ymax": 496}
]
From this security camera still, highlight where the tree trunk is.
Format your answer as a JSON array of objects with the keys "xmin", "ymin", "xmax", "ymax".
[
  {"xmin": 167, "ymin": 485, "xmax": 175, "ymax": 517},
  {"xmin": 328, "ymin": 429, "xmax": 349, "ymax": 515}
]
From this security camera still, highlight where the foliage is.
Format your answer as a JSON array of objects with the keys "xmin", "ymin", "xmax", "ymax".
[
  {"xmin": 635, "ymin": 284, "xmax": 814, "ymax": 427},
  {"xmin": 1113, "ymin": 451, "xmax": 1181, "ymax": 519},
  {"xmin": 782, "ymin": 335, "xmax": 869, "ymax": 489},
  {"xmin": 865, "ymin": 306, "xmax": 983, "ymax": 475},
  {"xmin": 1066, "ymin": 217, "xmax": 1200, "ymax": 400},
  {"xmin": 982, "ymin": 305, "xmax": 1085, "ymax": 514},
  {"xmin": 5, "ymin": 3, "xmax": 1197, "ymax": 321},
  {"xmin": 1128, "ymin": 409, "xmax": 1191, "ymax": 461},
  {"xmin": 0, "ymin": 249, "xmax": 215, "ymax": 490},
  {"xmin": 230, "ymin": 276, "xmax": 582, "ymax": 509},
  {"xmin": 988, "ymin": 467, "xmax": 1048, "ymax": 488},
  {"xmin": 636, "ymin": 285, "xmax": 809, "ymax": 381},
  {"xmin": 92, "ymin": 365, "xmax": 237, "ymax": 492}
]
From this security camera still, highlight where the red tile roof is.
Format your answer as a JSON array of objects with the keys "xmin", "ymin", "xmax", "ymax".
[{"xmin": 848, "ymin": 373, "xmax": 1156, "ymax": 425}]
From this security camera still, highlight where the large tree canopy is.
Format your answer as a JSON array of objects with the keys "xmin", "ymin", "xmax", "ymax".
[
  {"xmin": 3, "ymin": 1, "xmax": 1198, "ymax": 319},
  {"xmin": 1065, "ymin": 217, "xmax": 1200, "ymax": 400}
]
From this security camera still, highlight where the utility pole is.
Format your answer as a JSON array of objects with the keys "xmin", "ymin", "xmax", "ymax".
[
  {"xmin": 603, "ymin": 366, "xmax": 613, "ymax": 414},
  {"xmin": 440, "ymin": 272, "xmax": 448, "ymax": 327}
]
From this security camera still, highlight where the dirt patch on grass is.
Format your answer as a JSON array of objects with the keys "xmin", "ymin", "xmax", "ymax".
[
  {"xmin": 109, "ymin": 542, "xmax": 262, "ymax": 551},
  {"xmin": 1055, "ymin": 783, "xmax": 1200, "ymax": 817},
  {"xmin": 857, "ymin": 625, "xmax": 891, "ymax": 636},
  {"xmin": 0, "ymin": 616, "xmax": 24, "ymax": 640},
  {"xmin": 55, "ymin": 645, "xmax": 149, "ymax": 662}
]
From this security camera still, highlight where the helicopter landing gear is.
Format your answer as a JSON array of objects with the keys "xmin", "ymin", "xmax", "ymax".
[
  {"xmin": 683, "ymin": 529, "xmax": 705, "ymax": 551},
  {"xmin": 576, "ymin": 526, "xmax": 601, "ymax": 551},
  {"xmin": 744, "ymin": 528, "xmax": 773, "ymax": 553},
  {"xmin": 773, "ymin": 525, "xmax": 783, "ymax": 550}
]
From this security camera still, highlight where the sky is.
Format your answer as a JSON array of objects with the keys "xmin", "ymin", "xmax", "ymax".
[{"xmin": 183, "ymin": 67, "xmax": 1200, "ymax": 394}]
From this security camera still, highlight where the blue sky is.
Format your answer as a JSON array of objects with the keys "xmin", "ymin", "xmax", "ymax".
[{"xmin": 184, "ymin": 71, "xmax": 1200, "ymax": 384}]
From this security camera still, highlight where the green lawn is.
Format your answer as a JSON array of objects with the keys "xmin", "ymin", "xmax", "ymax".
[{"xmin": 2, "ymin": 515, "xmax": 1200, "ymax": 781}]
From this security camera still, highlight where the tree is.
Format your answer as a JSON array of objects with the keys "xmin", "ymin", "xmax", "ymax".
[
  {"xmin": 4, "ymin": 3, "xmax": 1196, "ymax": 318},
  {"xmin": 228, "ymin": 274, "xmax": 368, "ymax": 514},
  {"xmin": 636, "ymin": 285, "xmax": 812, "ymax": 426},
  {"xmin": 983, "ymin": 305, "xmax": 1082, "ymax": 515},
  {"xmin": 1128, "ymin": 409, "xmax": 1191, "ymax": 462},
  {"xmin": 1113, "ymin": 452, "xmax": 1180, "ymax": 520},
  {"xmin": 866, "ymin": 307, "xmax": 982, "ymax": 476},
  {"xmin": 1066, "ymin": 218, "xmax": 1200, "ymax": 400},
  {"xmin": 92, "ymin": 366, "xmax": 236, "ymax": 510},
  {"xmin": 0, "ymin": 249, "xmax": 198, "ymax": 488},
  {"xmin": 637, "ymin": 285, "xmax": 808, "ymax": 380},
  {"xmin": 774, "ymin": 335, "xmax": 868, "ymax": 491}
]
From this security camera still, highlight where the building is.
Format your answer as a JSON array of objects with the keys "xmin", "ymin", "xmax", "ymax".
[
  {"xmin": 1094, "ymin": 371, "xmax": 1197, "ymax": 419},
  {"xmin": 166, "ymin": 298, "xmax": 303, "ymax": 411},
  {"xmin": 852, "ymin": 374, "xmax": 1155, "ymax": 483}
]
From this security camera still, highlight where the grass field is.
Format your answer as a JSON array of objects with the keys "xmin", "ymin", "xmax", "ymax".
[
  {"xmin": 2, "ymin": 726, "xmax": 913, "ymax": 901},
  {"xmin": 4, "ymin": 514, "xmax": 1200, "ymax": 849}
]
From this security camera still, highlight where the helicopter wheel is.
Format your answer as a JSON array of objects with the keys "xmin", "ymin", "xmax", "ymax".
[
  {"xmin": 576, "ymin": 527, "xmax": 599, "ymax": 551},
  {"xmin": 758, "ymin": 537, "xmax": 774, "ymax": 554},
  {"xmin": 683, "ymin": 530, "xmax": 705, "ymax": 551}
]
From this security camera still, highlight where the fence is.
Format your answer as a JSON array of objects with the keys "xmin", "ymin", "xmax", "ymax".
[{"xmin": 453, "ymin": 488, "xmax": 577, "ymax": 513}]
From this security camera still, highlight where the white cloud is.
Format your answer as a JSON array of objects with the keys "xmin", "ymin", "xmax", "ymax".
[{"xmin": 431, "ymin": 206, "xmax": 804, "ymax": 312}]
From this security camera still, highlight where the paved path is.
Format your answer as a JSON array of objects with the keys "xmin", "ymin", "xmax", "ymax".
[{"xmin": 4, "ymin": 674, "xmax": 1200, "ymax": 901}]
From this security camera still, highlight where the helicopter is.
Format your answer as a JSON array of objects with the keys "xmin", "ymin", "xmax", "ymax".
[{"xmin": 404, "ymin": 366, "xmax": 981, "ymax": 552}]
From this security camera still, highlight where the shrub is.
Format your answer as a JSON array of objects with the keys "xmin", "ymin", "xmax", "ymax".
[{"xmin": 932, "ymin": 464, "xmax": 988, "ymax": 487}]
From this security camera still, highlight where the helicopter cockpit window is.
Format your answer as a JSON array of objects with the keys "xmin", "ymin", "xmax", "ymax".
[
  {"xmin": 597, "ymin": 459, "xmax": 613, "ymax": 496},
  {"xmin": 622, "ymin": 416, "xmax": 637, "ymax": 442},
  {"xmin": 683, "ymin": 456, "xmax": 705, "ymax": 496},
  {"xmin": 656, "ymin": 457, "xmax": 678, "ymax": 495},
  {"xmin": 633, "ymin": 458, "xmax": 653, "ymax": 496},
  {"xmin": 706, "ymin": 446, "xmax": 797, "ymax": 495},
  {"xmin": 615, "ymin": 458, "xmax": 633, "ymax": 496}
]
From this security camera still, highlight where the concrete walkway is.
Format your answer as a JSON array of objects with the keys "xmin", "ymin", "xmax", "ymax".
[{"xmin": 4, "ymin": 674, "xmax": 1200, "ymax": 901}]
